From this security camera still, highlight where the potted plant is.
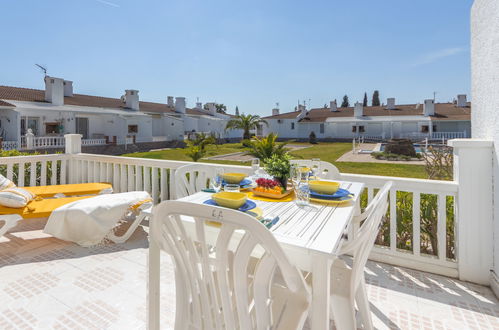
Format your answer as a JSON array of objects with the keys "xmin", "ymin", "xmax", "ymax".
[{"xmin": 263, "ymin": 154, "xmax": 291, "ymax": 190}]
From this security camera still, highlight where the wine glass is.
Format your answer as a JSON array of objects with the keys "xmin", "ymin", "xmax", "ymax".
[
  {"xmin": 311, "ymin": 158, "xmax": 321, "ymax": 179},
  {"xmin": 211, "ymin": 168, "xmax": 224, "ymax": 193},
  {"xmin": 251, "ymin": 158, "xmax": 260, "ymax": 173}
]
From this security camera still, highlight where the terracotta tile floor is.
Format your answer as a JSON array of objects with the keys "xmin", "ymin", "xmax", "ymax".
[{"xmin": 1, "ymin": 218, "xmax": 498, "ymax": 330}]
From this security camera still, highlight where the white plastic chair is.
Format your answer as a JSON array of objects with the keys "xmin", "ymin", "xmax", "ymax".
[
  {"xmin": 148, "ymin": 200, "xmax": 311, "ymax": 330},
  {"xmin": 290, "ymin": 159, "xmax": 341, "ymax": 180},
  {"xmin": 174, "ymin": 164, "xmax": 218, "ymax": 199},
  {"xmin": 330, "ymin": 181, "xmax": 392, "ymax": 330}
]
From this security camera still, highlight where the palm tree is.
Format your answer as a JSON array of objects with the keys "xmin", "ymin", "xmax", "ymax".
[{"xmin": 225, "ymin": 114, "xmax": 268, "ymax": 140}]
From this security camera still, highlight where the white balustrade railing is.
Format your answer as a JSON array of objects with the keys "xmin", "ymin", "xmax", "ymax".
[
  {"xmin": 82, "ymin": 139, "xmax": 107, "ymax": 146},
  {"xmin": 0, "ymin": 153, "xmax": 69, "ymax": 186},
  {"xmin": 1, "ymin": 141, "xmax": 20, "ymax": 151},
  {"xmin": 70, "ymin": 154, "xmax": 253, "ymax": 204},
  {"xmin": 0, "ymin": 150, "xmax": 460, "ymax": 277},
  {"xmin": 341, "ymin": 173, "xmax": 459, "ymax": 277},
  {"xmin": 34, "ymin": 136, "xmax": 65, "ymax": 148},
  {"xmin": 431, "ymin": 132, "xmax": 467, "ymax": 139}
]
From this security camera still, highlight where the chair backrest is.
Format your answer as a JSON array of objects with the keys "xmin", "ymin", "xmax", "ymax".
[
  {"xmin": 150, "ymin": 200, "xmax": 310, "ymax": 330},
  {"xmin": 290, "ymin": 159, "xmax": 341, "ymax": 180},
  {"xmin": 340, "ymin": 181, "xmax": 392, "ymax": 293},
  {"xmin": 174, "ymin": 164, "xmax": 217, "ymax": 199}
]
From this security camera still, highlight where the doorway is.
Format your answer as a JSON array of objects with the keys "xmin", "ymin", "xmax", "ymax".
[{"xmin": 75, "ymin": 117, "xmax": 89, "ymax": 139}]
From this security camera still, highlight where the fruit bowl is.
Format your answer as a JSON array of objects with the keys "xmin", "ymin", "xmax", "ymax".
[
  {"xmin": 221, "ymin": 173, "xmax": 248, "ymax": 184},
  {"xmin": 308, "ymin": 180, "xmax": 340, "ymax": 194},
  {"xmin": 212, "ymin": 192, "xmax": 247, "ymax": 209}
]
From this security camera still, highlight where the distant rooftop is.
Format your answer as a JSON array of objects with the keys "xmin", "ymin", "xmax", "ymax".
[
  {"xmin": 263, "ymin": 103, "xmax": 471, "ymax": 122},
  {"xmin": 0, "ymin": 85, "xmax": 217, "ymax": 117}
]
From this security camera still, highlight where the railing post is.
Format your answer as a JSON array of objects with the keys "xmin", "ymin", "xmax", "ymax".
[
  {"xmin": 448, "ymin": 139, "xmax": 494, "ymax": 284},
  {"xmin": 26, "ymin": 129, "xmax": 34, "ymax": 150},
  {"xmin": 65, "ymin": 134, "xmax": 82, "ymax": 184}
]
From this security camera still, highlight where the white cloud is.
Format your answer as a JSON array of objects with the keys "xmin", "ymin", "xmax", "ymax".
[
  {"xmin": 412, "ymin": 47, "xmax": 466, "ymax": 66},
  {"xmin": 94, "ymin": 0, "xmax": 120, "ymax": 8}
]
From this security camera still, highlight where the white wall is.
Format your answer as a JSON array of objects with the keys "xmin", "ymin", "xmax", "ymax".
[
  {"xmin": 471, "ymin": 0, "xmax": 499, "ymax": 284},
  {"xmin": 0, "ymin": 110, "xmax": 20, "ymax": 141}
]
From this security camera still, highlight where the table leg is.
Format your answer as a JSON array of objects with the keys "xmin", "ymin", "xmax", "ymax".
[
  {"xmin": 148, "ymin": 229, "xmax": 161, "ymax": 330},
  {"xmin": 311, "ymin": 255, "xmax": 332, "ymax": 330}
]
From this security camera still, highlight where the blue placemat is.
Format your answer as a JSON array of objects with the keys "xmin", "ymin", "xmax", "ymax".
[
  {"xmin": 222, "ymin": 179, "xmax": 252, "ymax": 187},
  {"xmin": 203, "ymin": 199, "xmax": 257, "ymax": 212},
  {"xmin": 309, "ymin": 188, "xmax": 351, "ymax": 200}
]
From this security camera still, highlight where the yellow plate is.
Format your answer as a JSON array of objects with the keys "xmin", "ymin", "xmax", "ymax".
[{"xmin": 309, "ymin": 196, "xmax": 353, "ymax": 205}]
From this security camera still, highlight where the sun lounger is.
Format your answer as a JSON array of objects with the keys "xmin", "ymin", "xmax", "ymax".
[
  {"xmin": 0, "ymin": 193, "xmax": 152, "ymax": 244},
  {"xmin": 23, "ymin": 182, "xmax": 113, "ymax": 198},
  {"xmin": 0, "ymin": 196, "xmax": 93, "ymax": 237}
]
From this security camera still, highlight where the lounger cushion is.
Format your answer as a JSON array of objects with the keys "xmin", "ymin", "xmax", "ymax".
[
  {"xmin": 0, "ymin": 188, "xmax": 35, "ymax": 208},
  {"xmin": 0, "ymin": 174, "xmax": 15, "ymax": 190},
  {"xmin": 0, "ymin": 196, "xmax": 92, "ymax": 218}
]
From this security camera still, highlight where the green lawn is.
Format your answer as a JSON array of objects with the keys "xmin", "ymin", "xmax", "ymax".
[{"xmin": 123, "ymin": 142, "xmax": 428, "ymax": 179}]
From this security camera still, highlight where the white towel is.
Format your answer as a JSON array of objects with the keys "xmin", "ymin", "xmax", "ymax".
[{"xmin": 44, "ymin": 191, "xmax": 151, "ymax": 246}]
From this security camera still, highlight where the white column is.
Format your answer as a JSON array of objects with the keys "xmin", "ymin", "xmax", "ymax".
[
  {"xmin": 65, "ymin": 134, "xmax": 82, "ymax": 184},
  {"xmin": 25, "ymin": 129, "xmax": 34, "ymax": 150},
  {"xmin": 65, "ymin": 134, "xmax": 82, "ymax": 154},
  {"xmin": 448, "ymin": 139, "xmax": 494, "ymax": 284}
]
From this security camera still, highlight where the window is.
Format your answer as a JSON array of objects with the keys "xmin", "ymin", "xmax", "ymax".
[
  {"xmin": 320, "ymin": 123, "xmax": 324, "ymax": 134},
  {"xmin": 352, "ymin": 126, "xmax": 357, "ymax": 133},
  {"xmin": 421, "ymin": 125, "xmax": 429, "ymax": 133},
  {"xmin": 21, "ymin": 117, "xmax": 40, "ymax": 135},
  {"xmin": 277, "ymin": 119, "xmax": 282, "ymax": 124},
  {"xmin": 45, "ymin": 122, "xmax": 61, "ymax": 134},
  {"xmin": 291, "ymin": 122, "xmax": 295, "ymax": 130},
  {"xmin": 358, "ymin": 126, "xmax": 365, "ymax": 133},
  {"xmin": 128, "ymin": 125, "xmax": 138, "ymax": 134}
]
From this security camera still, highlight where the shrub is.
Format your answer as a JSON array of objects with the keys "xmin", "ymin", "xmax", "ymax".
[
  {"xmin": 309, "ymin": 131, "xmax": 317, "ymax": 144},
  {"xmin": 185, "ymin": 145, "xmax": 205, "ymax": 162},
  {"xmin": 241, "ymin": 139, "xmax": 253, "ymax": 148},
  {"xmin": 247, "ymin": 133, "xmax": 289, "ymax": 161}
]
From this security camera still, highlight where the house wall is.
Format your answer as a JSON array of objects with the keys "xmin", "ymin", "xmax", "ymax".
[
  {"xmin": 0, "ymin": 109, "xmax": 20, "ymax": 141},
  {"xmin": 471, "ymin": 0, "xmax": 499, "ymax": 286}
]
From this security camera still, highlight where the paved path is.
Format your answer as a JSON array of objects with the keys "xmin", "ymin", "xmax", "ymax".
[{"xmin": 336, "ymin": 143, "xmax": 425, "ymax": 165}]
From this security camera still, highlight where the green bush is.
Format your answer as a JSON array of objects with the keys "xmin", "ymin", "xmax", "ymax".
[
  {"xmin": 241, "ymin": 139, "xmax": 253, "ymax": 148},
  {"xmin": 309, "ymin": 131, "xmax": 318, "ymax": 144}
]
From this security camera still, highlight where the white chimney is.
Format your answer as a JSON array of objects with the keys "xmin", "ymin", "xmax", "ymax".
[
  {"xmin": 195, "ymin": 102, "xmax": 203, "ymax": 109},
  {"xmin": 386, "ymin": 98, "xmax": 396, "ymax": 110},
  {"xmin": 354, "ymin": 102, "xmax": 363, "ymax": 117},
  {"xmin": 175, "ymin": 97, "xmax": 186, "ymax": 114},
  {"xmin": 457, "ymin": 94, "xmax": 467, "ymax": 107},
  {"xmin": 330, "ymin": 100, "xmax": 338, "ymax": 112},
  {"xmin": 272, "ymin": 107, "xmax": 280, "ymax": 116},
  {"xmin": 125, "ymin": 90, "xmax": 139, "ymax": 111},
  {"xmin": 63, "ymin": 80, "xmax": 73, "ymax": 97},
  {"xmin": 44, "ymin": 76, "xmax": 64, "ymax": 105},
  {"xmin": 423, "ymin": 99, "xmax": 435, "ymax": 116},
  {"xmin": 206, "ymin": 102, "xmax": 216, "ymax": 116},
  {"xmin": 167, "ymin": 96, "xmax": 174, "ymax": 107}
]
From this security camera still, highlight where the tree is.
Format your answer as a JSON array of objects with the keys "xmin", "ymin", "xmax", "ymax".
[
  {"xmin": 363, "ymin": 92, "xmax": 368, "ymax": 107},
  {"xmin": 235, "ymin": 106, "xmax": 240, "ymax": 116},
  {"xmin": 215, "ymin": 104, "xmax": 227, "ymax": 113},
  {"xmin": 341, "ymin": 95, "xmax": 350, "ymax": 107},
  {"xmin": 225, "ymin": 114, "xmax": 268, "ymax": 140},
  {"xmin": 247, "ymin": 133, "xmax": 289, "ymax": 160},
  {"xmin": 372, "ymin": 90, "xmax": 380, "ymax": 106}
]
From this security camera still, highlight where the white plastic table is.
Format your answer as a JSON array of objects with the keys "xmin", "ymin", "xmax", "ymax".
[{"xmin": 178, "ymin": 180, "xmax": 364, "ymax": 329}]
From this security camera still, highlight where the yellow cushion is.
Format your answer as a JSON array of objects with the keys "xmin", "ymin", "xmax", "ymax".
[
  {"xmin": 23, "ymin": 183, "xmax": 112, "ymax": 198},
  {"xmin": 0, "ymin": 196, "xmax": 92, "ymax": 219}
]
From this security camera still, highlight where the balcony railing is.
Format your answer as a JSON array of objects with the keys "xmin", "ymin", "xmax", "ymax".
[{"xmin": 0, "ymin": 151, "xmax": 458, "ymax": 277}]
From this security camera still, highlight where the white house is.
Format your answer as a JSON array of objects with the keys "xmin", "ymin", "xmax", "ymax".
[
  {"xmin": 0, "ymin": 76, "xmax": 242, "ymax": 149},
  {"xmin": 262, "ymin": 97, "xmax": 471, "ymax": 141}
]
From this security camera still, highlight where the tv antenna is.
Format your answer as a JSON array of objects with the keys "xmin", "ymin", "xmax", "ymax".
[{"xmin": 35, "ymin": 64, "xmax": 48, "ymax": 76}]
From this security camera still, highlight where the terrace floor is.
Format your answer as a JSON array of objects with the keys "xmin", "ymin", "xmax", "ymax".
[{"xmin": 1, "ymin": 219, "xmax": 498, "ymax": 330}]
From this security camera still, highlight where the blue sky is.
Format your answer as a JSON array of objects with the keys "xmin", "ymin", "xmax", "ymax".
[{"xmin": 1, "ymin": 0, "xmax": 473, "ymax": 116}]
